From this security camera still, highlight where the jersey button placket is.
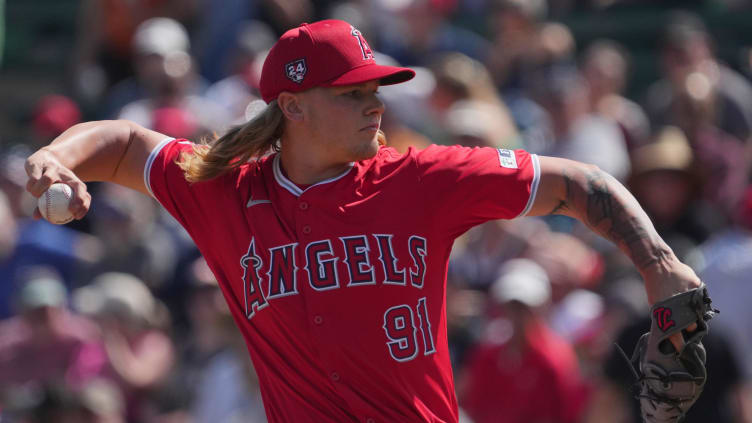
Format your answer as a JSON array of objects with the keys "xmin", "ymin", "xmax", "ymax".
[
  {"xmin": 330, "ymin": 372, "xmax": 340, "ymax": 382},
  {"xmin": 313, "ymin": 315, "xmax": 323, "ymax": 325},
  {"xmin": 298, "ymin": 201, "xmax": 311, "ymax": 236},
  {"xmin": 366, "ymin": 418, "xmax": 376, "ymax": 423}
]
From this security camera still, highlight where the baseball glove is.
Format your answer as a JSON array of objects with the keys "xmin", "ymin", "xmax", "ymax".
[{"xmin": 617, "ymin": 285, "xmax": 718, "ymax": 423}]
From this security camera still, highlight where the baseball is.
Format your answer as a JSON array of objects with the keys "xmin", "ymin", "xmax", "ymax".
[{"xmin": 38, "ymin": 183, "xmax": 75, "ymax": 224}]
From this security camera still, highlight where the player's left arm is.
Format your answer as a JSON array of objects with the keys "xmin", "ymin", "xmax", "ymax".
[{"xmin": 527, "ymin": 156, "xmax": 702, "ymax": 307}]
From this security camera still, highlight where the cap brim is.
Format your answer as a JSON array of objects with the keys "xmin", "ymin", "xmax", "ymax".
[{"xmin": 325, "ymin": 64, "xmax": 415, "ymax": 87}]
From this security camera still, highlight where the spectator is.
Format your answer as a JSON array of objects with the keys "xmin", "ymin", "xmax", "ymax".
[
  {"xmin": 581, "ymin": 40, "xmax": 651, "ymax": 151},
  {"xmin": 460, "ymin": 259, "xmax": 586, "ymax": 423},
  {"xmin": 427, "ymin": 52, "xmax": 519, "ymax": 147},
  {"xmin": 450, "ymin": 217, "xmax": 550, "ymax": 290},
  {"xmin": 73, "ymin": 272, "xmax": 175, "ymax": 422},
  {"xmin": 108, "ymin": 18, "xmax": 230, "ymax": 139},
  {"xmin": 444, "ymin": 281, "xmax": 486, "ymax": 373},
  {"xmin": 628, "ymin": 126, "xmax": 717, "ymax": 252},
  {"xmin": 0, "ymin": 269, "xmax": 105, "ymax": 398},
  {"xmin": 84, "ymin": 184, "xmax": 178, "ymax": 290},
  {"xmin": 102, "ymin": 17, "xmax": 193, "ymax": 117},
  {"xmin": 533, "ymin": 66, "xmax": 631, "ymax": 181},
  {"xmin": 72, "ymin": 0, "xmax": 197, "ymax": 104},
  {"xmin": 523, "ymin": 230, "xmax": 604, "ymax": 302},
  {"xmin": 204, "ymin": 20, "xmax": 276, "ymax": 124},
  {"xmin": 444, "ymin": 100, "xmax": 520, "ymax": 149},
  {"xmin": 485, "ymin": 0, "xmax": 549, "ymax": 92},
  {"xmin": 645, "ymin": 11, "xmax": 752, "ymax": 145}
]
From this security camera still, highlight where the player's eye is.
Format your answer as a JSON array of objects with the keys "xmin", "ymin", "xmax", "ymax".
[{"xmin": 341, "ymin": 86, "xmax": 378, "ymax": 99}]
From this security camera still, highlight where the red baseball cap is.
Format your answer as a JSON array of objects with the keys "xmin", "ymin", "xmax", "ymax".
[{"xmin": 259, "ymin": 20, "xmax": 415, "ymax": 103}]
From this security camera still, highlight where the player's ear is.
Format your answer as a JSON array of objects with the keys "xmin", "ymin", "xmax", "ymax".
[{"xmin": 277, "ymin": 92, "xmax": 304, "ymax": 122}]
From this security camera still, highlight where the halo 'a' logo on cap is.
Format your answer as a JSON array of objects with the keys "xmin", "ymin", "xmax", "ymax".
[
  {"xmin": 285, "ymin": 59, "xmax": 307, "ymax": 84},
  {"xmin": 350, "ymin": 26, "xmax": 374, "ymax": 61}
]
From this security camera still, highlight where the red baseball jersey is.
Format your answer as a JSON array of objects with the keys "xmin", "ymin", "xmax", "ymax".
[{"xmin": 145, "ymin": 140, "xmax": 540, "ymax": 422}]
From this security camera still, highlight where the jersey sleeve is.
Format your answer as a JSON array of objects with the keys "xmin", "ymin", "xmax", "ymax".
[
  {"xmin": 143, "ymin": 138, "xmax": 242, "ymax": 242},
  {"xmin": 412, "ymin": 144, "xmax": 539, "ymax": 234}
]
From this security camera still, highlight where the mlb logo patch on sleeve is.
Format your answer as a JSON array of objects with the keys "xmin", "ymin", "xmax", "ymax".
[{"xmin": 497, "ymin": 149, "xmax": 518, "ymax": 169}]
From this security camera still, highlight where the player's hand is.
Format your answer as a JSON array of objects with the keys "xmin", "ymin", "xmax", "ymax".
[
  {"xmin": 642, "ymin": 259, "xmax": 702, "ymax": 305},
  {"xmin": 642, "ymin": 259, "xmax": 702, "ymax": 351},
  {"xmin": 24, "ymin": 148, "xmax": 91, "ymax": 220}
]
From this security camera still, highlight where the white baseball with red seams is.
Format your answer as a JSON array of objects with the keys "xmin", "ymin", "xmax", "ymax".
[{"xmin": 38, "ymin": 183, "xmax": 74, "ymax": 224}]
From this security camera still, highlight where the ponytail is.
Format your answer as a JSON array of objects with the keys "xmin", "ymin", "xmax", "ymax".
[{"xmin": 178, "ymin": 101, "xmax": 285, "ymax": 182}]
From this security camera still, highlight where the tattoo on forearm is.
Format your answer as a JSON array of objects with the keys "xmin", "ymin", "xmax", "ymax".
[{"xmin": 580, "ymin": 168, "xmax": 669, "ymax": 269}]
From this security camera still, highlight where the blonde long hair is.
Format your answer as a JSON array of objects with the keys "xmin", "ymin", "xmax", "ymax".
[
  {"xmin": 178, "ymin": 101, "xmax": 285, "ymax": 182},
  {"xmin": 178, "ymin": 99, "xmax": 390, "ymax": 182}
]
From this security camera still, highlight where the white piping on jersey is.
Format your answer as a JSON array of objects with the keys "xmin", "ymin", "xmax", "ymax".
[
  {"xmin": 518, "ymin": 153, "xmax": 541, "ymax": 217},
  {"xmin": 143, "ymin": 137, "xmax": 176, "ymax": 198},
  {"xmin": 272, "ymin": 154, "xmax": 355, "ymax": 197}
]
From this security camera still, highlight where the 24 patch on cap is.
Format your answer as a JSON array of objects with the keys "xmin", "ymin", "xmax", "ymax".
[{"xmin": 285, "ymin": 59, "xmax": 307, "ymax": 83}]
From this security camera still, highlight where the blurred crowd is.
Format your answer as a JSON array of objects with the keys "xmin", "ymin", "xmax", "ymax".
[{"xmin": 2, "ymin": 0, "xmax": 752, "ymax": 422}]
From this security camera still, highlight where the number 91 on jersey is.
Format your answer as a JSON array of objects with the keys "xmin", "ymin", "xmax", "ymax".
[{"xmin": 382, "ymin": 297, "xmax": 435, "ymax": 362}]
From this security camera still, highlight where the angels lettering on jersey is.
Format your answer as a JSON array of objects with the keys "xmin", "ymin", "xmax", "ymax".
[{"xmin": 240, "ymin": 234, "xmax": 428, "ymax": 319}]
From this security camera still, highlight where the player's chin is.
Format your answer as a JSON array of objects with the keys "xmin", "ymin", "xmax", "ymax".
[{"xmin": 351, "ymin": 138, "xmax": 380, "ymax": 161}]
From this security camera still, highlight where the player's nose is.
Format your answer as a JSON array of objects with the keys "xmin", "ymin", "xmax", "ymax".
[{"xmin": 365, "ymin": 94, "xmax": 385, "ymax": 116}]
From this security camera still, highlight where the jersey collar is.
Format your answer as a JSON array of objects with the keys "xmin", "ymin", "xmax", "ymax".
[{"xmin": 272, "ymin": 154, "xmax": 355, "ymax": 197}]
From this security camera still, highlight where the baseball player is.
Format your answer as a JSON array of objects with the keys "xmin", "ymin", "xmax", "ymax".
[{"xmin": 26, "ymin": 20, "xmax": 708, "ymax": 423}]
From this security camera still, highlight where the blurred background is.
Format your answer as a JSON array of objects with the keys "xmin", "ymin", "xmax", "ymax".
[{"xmin": 1, "ymin": 0, "xmax": 752, "ymax": 422}]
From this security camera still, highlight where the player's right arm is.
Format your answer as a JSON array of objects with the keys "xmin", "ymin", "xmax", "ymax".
[{"xmin": 24, "ymin": 120, "xmax": 168, "ymax": 219}]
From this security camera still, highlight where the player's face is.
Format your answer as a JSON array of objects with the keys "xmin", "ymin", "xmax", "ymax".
[{"xmin": 303, "ymin": 80, "xmax": 385, "ymax": 162}]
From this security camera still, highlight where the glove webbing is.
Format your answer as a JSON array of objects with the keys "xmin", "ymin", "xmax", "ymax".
[{"xmin": 615, "ymin": 343, "xmax": 705, "ymax": 409}]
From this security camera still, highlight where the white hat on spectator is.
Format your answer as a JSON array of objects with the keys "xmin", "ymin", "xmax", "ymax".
[
  {"xmin": 491, "ymin": 259, "xmax": 551, "ymax": 307},
  {"xmin": 18, "ymin": 271, "xmax": 67, "ymax": 310},
  {"xmin": 445, "ymin": 100, "xmax": 517, "ymax": 148},
  {"xmin": 74, "ymin": 272, "xmax": 162, "ymax": 327},
  {"xmin": 446, "ymin": 100, "xmax": 497, "ymax": 142},
  {"xmin": 133, "ymin": 17, "xmax": 190, "ymax": 56}
]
